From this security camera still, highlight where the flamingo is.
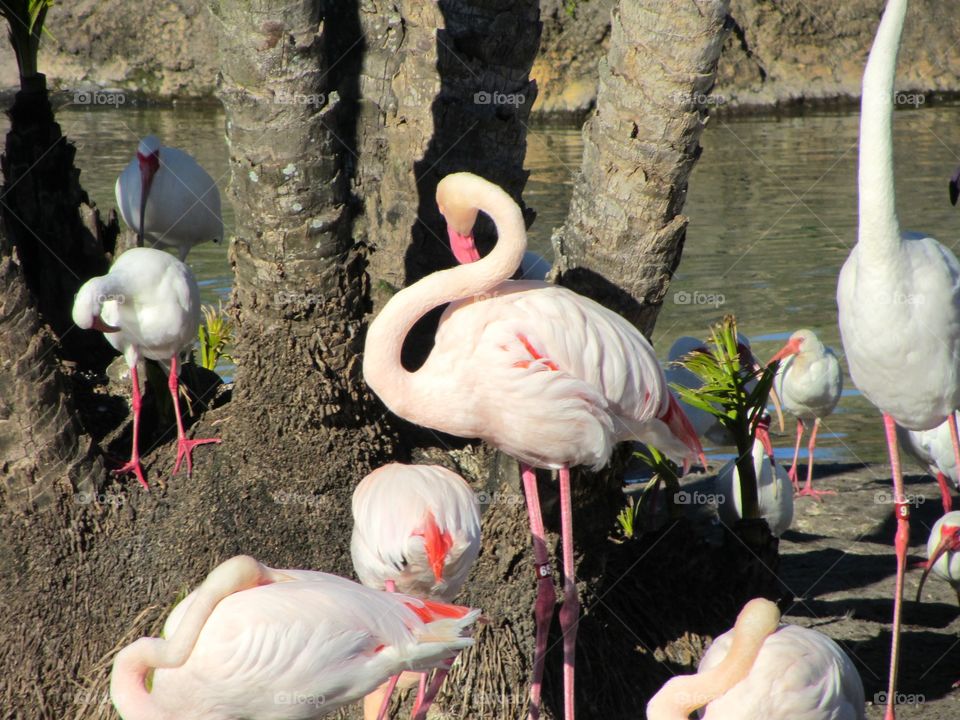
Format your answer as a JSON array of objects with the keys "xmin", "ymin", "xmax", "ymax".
[
  {"xmin": 768, "ymin": 329, "xmax": 843, "ymax": 501},
  {"xmin": 716, "ymin": 419, "xmax": 794, "ymax": 538},
  {"xmin": 363, "ymin": 172, "xmax": 704, "ymax": 720},
  {"xmin": 110, "ymin": 555, "xmax": 479, "ymax": 720},
  {"xmin": 896, "ymin": 413, "xmax": 959, "ymax": 514},
  {"xmin": 351, "ymin": 463, "xmax": 481, "ymax": 720},
  {"xmin": 72, "ymin": 247, "xmax": 220, "ymax": 488},
  {"xmin": 646, "ymin": 598, "xmax": 865, "ymax": 720},
  {"xmin": 116, "ymin": 135, "xmax": 223, "ymax": 260},
  {"xmin": 915, "ymin": 511, "xmax": 960, "ymax": 607},
  {"xmin": 836, "ymin": 1, "xmax": 960, "ymax": 716}
]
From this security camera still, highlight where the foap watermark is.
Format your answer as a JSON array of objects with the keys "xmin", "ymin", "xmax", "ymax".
[
  {"xmin": 274, "ymin": 692, "xmax": 326, "ymax": 709},
  {"xmin": 874, "ymin": 491, "xmax": 926, "ymax": 507},
  {"xmin": 673, "ymin": 290, "xmax": 725, "ymax": 308},
  {"xmin": 675, "ymin": 490, "xmax": 724, "ymax": 506},
  {"xmin": 97, "ymin": 292, "xmax": 125, "ymax": 305},
  {"xmin": 672, "ymin": 90, "xmax": 727, "ymax": 108},
  {"xmin": 275, "ymin": 90, "xmax": 325, "ymax": 107},
  {"xmin": 75, "ymin": 491, "xmax": 126, "ymax": 507},
  {"xmin": 272, "ymin": 491, "xmax": 328, "ymax": 509},
  {"xmin": 878, "ymin": 291, "xmax": 924, "ymax": 306},
  {"xmin": 476, "ymin": 490, "xmax": 524, "ymax": 506},
  {"xmin": 893, "ymin": 91, "xmax": 925, "ymax": 108},
  {"xmin": 73, "ymin": 89, "xmax": 127, "ymax": 107},
  {"xmin": 474, "ymin": 90, "xmax": 526, "ymax": 107},
  {"xmin": 873, "ymin": 691, "xmax": 925, "ymax": 707},
  {"xmin": 274, "ymin": 290, "xmax": 323, "ymax": 307}
]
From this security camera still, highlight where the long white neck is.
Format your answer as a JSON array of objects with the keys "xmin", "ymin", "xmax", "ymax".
[
  {"xmin": 362, "ymin": 177, "xmax": 526, "ymax": 423},
  {"xmin": 110, "ymin": 556, "xmax": 287, "ymax": 720},
  {"xmin": 857, "ymin": 0, "xmax": 907, "ymax": 262}
]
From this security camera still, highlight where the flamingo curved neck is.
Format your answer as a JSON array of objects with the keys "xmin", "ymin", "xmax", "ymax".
[
  {"xmin": 646, "ymin": 599, "xmax": 780, "ymax": 720},
  {"xmin": 362, "ymin": 177, "xmax": 527, "ymax": 421},
  {"xmin": 857, "ymin": 0, "xmax": 906, "ymax": 262}
]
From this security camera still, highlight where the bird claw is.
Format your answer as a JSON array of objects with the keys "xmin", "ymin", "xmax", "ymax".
[
  {"xmin": 112, "ymin": 458, "xmax": 149, "ymax": 490},
  {"xmin": 795, "ymin": 485, "xmax": 836, "ymax": 502},
  {"xmin": 172, "ymin": 437, "xmax": 221, "ymax": 476}
]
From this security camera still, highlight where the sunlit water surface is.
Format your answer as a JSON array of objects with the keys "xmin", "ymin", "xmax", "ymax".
[{"xmin": 13, "ymin": 101, "xmax": 960, "ymax": 466}]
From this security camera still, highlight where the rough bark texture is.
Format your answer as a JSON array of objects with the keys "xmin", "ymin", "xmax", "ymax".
[{"xmin": 553, "ymin": 0, "xmax": 730, "ymax": 336}]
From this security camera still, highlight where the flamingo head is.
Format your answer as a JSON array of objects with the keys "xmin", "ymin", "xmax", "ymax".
[
  {"xmin": 135, "ymin": 135, "xmax": 162, "ymax": 244},
  {"xmin": 916, "ymin": 523, "xmax": 960, "ymax": 602},
  {"xmin": 437, "ymin": 175, "xmax": 481, "ymax": 264},
  {"xmin": 414, "ymin": 510, "xmax": 454, "ymax": 584}
]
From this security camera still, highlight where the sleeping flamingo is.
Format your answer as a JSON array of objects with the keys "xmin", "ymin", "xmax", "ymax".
[
  {"xmin": 110, "ymin": 555, "xmax": 479, "ymax": 720},
  {"xmin": 116, "ymin": 135, "xmax": 223, "ymax": 260},
  {"xmin": 363, "ymin": 172, "xmax": 704, "ymax": 720},
  {"xmin": 72, "ymin": 247, "xmax": 220, "ymax": 487},
  {"xmin": 768, "ymin": 329, "xmax": 843, "ymax": 501},
  {"xmin": 351, "ymin": 463, "xmax": 481, "ymax": 720},
  {"xmin": 646, "ymin": 598, "xmax": 865, "ymax": 719},
  {"xmin": 896, "ymin": 414, "xmax": 959, "ymax": 514},
  {"xmin": 836, "ymin": 2, "xmax": 960, "ymax": 716}
]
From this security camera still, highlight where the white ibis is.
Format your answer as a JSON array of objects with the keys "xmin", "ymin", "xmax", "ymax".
[
  {"xmin": 351, "ymin": 463, "xmax": 481, "ymax": 720},
  {"xmin": 72, "ymin": 247, "xmax": 220, "ymax": 487},
  {"xmin": 768, "ymin": 329, "xmax": 843, "ymax": 501},
  {"xmin": 915, "ymin": 511, "xmax": 960, "ymax": 607},
  {"xmin": 836, "ymin": 1, "xmax": 960, "ymax": 716},
  {"xmin": 647, "ymin": 598, "xmax": 866, "ymax": 719},
  {"xmin": 896, "ymin": 413, "xmax": 959, "ymax": 514},
  {"xmin": 116, "ymin": 135, "xmax": 223, "ymax": 260},
  {"xmin": 110, "ymin": 555, "xmax": 479, "ymax": 720},
  {"xmin": 363, "ymin": 172, "xmax": 704, "ymax": 720}
]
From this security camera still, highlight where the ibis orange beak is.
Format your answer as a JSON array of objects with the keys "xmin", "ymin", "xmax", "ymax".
[{"xmin": 916, "ymin": 524, "xmax": 960, "ymax": 602}]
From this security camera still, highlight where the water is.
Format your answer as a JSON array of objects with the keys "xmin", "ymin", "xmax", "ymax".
[{"xmin": 11, "ymin": 102, "xmax": 960, "ymax": 466}]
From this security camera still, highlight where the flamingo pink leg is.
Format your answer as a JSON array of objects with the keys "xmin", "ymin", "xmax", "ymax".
[
  {"xmin": 883, "ymin": 413, "xmax": 907, "ymax": 720},
  {"xmin": 557, "ymin": 466, "xmax": 579, "ymax": 720},
  {"xmin": 168, "ymin": 355, "xmax": 221, "ymax": 475},
  {"xmin": 935, "ymin": 473, "xmax": 954, "ymax": 516},
  {"xmin": 796, "ymin": 418, "xmax": 835, "ymax": 501},
  {"xmin": 374, "ymin": 674, "xmax": 401, "ymax": 720},
  {"xmin": 411, "ymin": 673, "xmax": 427, "ymax": 717},
  {"xmin": 787, "ymin": 419, "xmax": 804, "ymax": 491},
  {"xmin": 113, "ymin": 365, "xmax": 149, "ymax": 489},
  {"xmin": 411, "ymin": 664, "xmax": 451, "ymax": 720},
  {"xmin": 521, "ymin": 463, "xmax": 555, "ymax": 720}
]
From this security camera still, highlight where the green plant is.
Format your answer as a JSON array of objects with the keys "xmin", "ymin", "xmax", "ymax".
[
  {"xmin": 615, "ymin": 495, "xmax": 639, "ymax": 539},
  {"xmin": 631, "ymin": 443, "xmax": 683, "ymax": 523},
  {"xmin": 670, "ymin": 315, "xmax": 779, "ymax": 521},
  {"xmin": 0, "ymin": 0, "xmax": 54, "ymax": 79},
  {"xmin": 197, "ymin": 302, "xmax": 234, "ymax": 372}
]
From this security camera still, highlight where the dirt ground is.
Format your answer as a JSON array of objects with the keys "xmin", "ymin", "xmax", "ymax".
[{"xmin": 766, "ymin": 462, "xmax": 960, "ymax": 719}]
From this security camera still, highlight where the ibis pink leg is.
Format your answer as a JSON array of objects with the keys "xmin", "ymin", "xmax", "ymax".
[
  {"xmin": 521, "ymin": 463, "xmax": 555, "ymax": 720},
  {"xmin": 948, "ymin": 413, "xmax": 960, "ymax": 511},
  {"xmin": 883, "ymin": 413, "xmax": 907, "ymax": 720},
  {"xmin": 935, "ymin": 473, "xmax": 954, "ymax": 515},
  {"xmin": 168, "ymin": 355, "xmax": 221, "ymax": 476},
  {"xmin": 557, "ymin": 466, "xmax": 579, "ymax": 720},
  {"xmin": 796, "ymin": 418, "xmax": 836, "ymax": 501},
  {"xmin": 113, "ymin": 365, "xmax": 149, "ymax": 489},
  {"xmin": 788, "ymin": 419, "xmax": 804, "ymax": 491}
]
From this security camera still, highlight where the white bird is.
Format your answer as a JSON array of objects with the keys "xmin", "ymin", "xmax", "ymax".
[
  {"xmin": 836, "ymin": 1, "xmax": 960, "ymax": 715},
  {"xmin": 896, "ymin": 413, "xmax": 959, "ymax": 515},
  {"xmin": 646, "ymin": 598, "xmax": 865, "ymax": 720},
  {"xmin": 351, "ymin": 463, "xmax": 481, "ymax": 720},
  {"xmin": 72, "ymin": 247, "xmax": 220, "ymax": 487},
  {"xmin": 363, "ymin": 172, "xmax": 704, "ymax": 720},
  {"xmin": 716, "ymin": 424, "xmax": 794, "ymax": 537},
  {"xmin": 116, "ymin": 135, "xmax": 223, "ymax": 260},
  {"xmin": 110, "ymin": 555, "xmax": 479, "ymax": 720},
  {"xmin": 768, "ymin": 329, "xmax": 843, "ymax": 501},
  {"xmin": 915, "ymin": 510, "xmax": 960, "ymax": 606}
]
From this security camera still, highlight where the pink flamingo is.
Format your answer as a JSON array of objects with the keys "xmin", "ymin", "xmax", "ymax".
[
  {"xmin": 646, "ymin": 598, "xmax": 865, "ymax": 719},
  {"xmin": 363, "ymin": 172, "xmax": 704, "ymax": 720},
  {"xmin": 836, "ymin": 1, "xmax": 960, "ymax": 717},
  {"xmin": 110, "ymin": 555, "xmax": 479, "ymax": 720},
  {"xmin": 351, "ymin": 463, "xmax": 481, "ymax": 720}
]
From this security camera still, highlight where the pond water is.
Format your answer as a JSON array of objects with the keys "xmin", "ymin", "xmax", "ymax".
[{"xmin": 12, "ymin": 101, "xmax": 960, "ymax": 466}]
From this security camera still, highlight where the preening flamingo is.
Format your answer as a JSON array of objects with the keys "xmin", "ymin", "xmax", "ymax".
[
  {"xmin": 646, "ymin": 598, "xmax": 865, "ymax": 720},
  {"xmin": 72, "ymin": 247, "xmax": 220, "ymax": 487},
  {"xmin": 768, "ymin": 329, "xmax": 843, "ymax": 500},
  {"xmin": 363, "ymin": 172, "xmax": 704, "ymax": 720},
  {"xmin": 896, "ymin": 413, "xmax": 959, "ymax": 514},
  {"xmin": 110, "ymin": 555, "xmax": 479, "ymax": 720},
  {"xmin": 716, "ymin": 419, "xmax": 794, "ymax": 537},
  {"xmin": 116, "ymin": 135, "xmax": 223, "ymax": 260},
  {"xmin": 915, "ymin": 510, "xmax": 960, "ymax": 607},
  {"xmin": 351, "ymin": 463, "xmax": 481, "ymax": 720},
  {"xmin": 836, "ymin": 1, "xmax": 960, "ymax": 716}
]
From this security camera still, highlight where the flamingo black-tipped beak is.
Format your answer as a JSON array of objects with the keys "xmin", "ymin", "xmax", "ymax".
[
  {"xmin": 950, "ymin": 166, "xmax": 960, "ymax": 206},
  {"xmin": 916, "ymin": 525, "xmax": 960, "ymax": 602},
  {"xmin": 447, "ymin": 227, "xmax": 481, "ymax": 265},
  {"xmin": 92, "ymin": 316, "xmax": 120, "ymax": 333},
  {"xmin": 662, "ymin": 392, "xmax": 707, "ymax": 471},
  {"xmin": 744, "ymin": 346, "xmax": 785, "ymax": 431},
  {"xmin": 755, "ymin": 419, "xmax": 775, "ymax": 464},
  {"xmin": 137, "ymin": 150, "xmax": 160, "ymax": 247}
]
